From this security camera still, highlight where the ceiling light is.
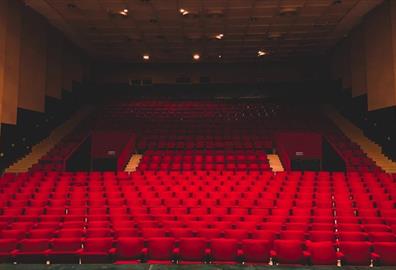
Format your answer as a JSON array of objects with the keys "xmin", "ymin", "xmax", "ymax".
[
  {"xmin": 119, "ymin": 9, "xmax": 128, "ymax": 16},
  {"xmin": 193, "ymin": 53, "xmax": 200, "ymax": 60},
  {"xmin": 218, "ymin": 54, "xmax": 222, "ymax": 59},
  {"xmin": 179, "ymin": 8, "xmax": 189, "ymax": 16},
  {"xmin": 257, "ymin": 50, "xmax": 267, "ymax": 57},
  {"xmin": 143, "ymin": 55, "xmax": 150, "ymax": 60},
  {"xmin": 215, "ymin": 33, "xmax": 224, "ymax": 40}
]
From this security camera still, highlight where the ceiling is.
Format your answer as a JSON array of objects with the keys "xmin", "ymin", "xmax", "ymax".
[{"xmin": 25, "ymin": 0, "xmax": 383, "ymax": 63}]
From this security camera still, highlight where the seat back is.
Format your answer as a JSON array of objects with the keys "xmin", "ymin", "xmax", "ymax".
[
  {"xmin": 210, "ymin": 238, "xmax": 239, "ymax": 262},
  {"xmin": 84, "ymin": 238, "xmax": 113, "ymax": 252},
  {"xmin": 241, "ymin": 239, "xmax": 271, "ymax": 263},
  {"xmin": 115, "ymin": 237, "xmax": 144, "ymax": 260},
  {"xmin": 146, "ymin": 237, "xmax": 175, "ymax": 261},
  {"xmin": 273, "ymin": 240, "xmax": 306, "ymax": 264},
  {"xmin": 338, "ymin": 241, "xmax": 372, "ymax": 266},
  {"xmin": 19, "ymin": 239, "xmax": 49, "ymax": 252},
  {"xmin": 307, "ymin": 241, "xmax": 337, "ymax": 265},
  {"xmin": 373, "ymin": 242, "xmax": 396, "ymax": 266},
  {"xmin": 51, "ymin": 238, "xmax": 81, "ymax": 251},
  {"xmin": 178, "ymin": 238, "xmax": 207, "ymax": 262}
]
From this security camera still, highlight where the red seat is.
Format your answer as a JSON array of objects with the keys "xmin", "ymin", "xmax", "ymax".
[
  {"xmin": 271, "ymin": 240, "xmax": 307, "ymax": 265},
  {"xmin": 240, "ymin": 239, "xmax": 271, "ymax": 264},
  {"xmin": 47, "ymin": 238, "xmax": 82, "ymax": 263},
  {"xmin": 209, "ymin": 238, "xmax": 241, "ymax": 264},
  {"xmin": 14, "ymin": 239, "xmax": 50, "ymax": 263},
  {"xmin": 81, "ymin": 238, "xmax": 114, "ymax": 263},
  {"xmin": 0, "ymin": 239, "xmax": 18, "ymax": 263},
  {"xmin": 175, "ymin": 237, "xmax": 208, "ymax": 264},
  {"xmin": 145, "ymin": 237, "xmax": 175, "ymax": 263},
  {"xmin": 372, "ymin": 242, "xmax": 396, "ymax": 266},
  {"xmin": 306, "ymin": 241, "xmax": 338, "ymax": 265},
  {"xmin": 113, "ymin": 237, "xmax": 145, "ymax": 264},
  {"xmin": 338, "ymin": 241, "xmax": 373, "ymax": 266},
  {"xmin": 368, "ymin": 232, "xmax": 396, "ymax": 242}
]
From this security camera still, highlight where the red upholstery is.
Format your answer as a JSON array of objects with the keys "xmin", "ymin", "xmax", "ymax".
[
  {"xmin": 271, "ymin": 240, "xmax": 307, "ymax": 265},
  {"xmin": 81, "ymin": 238, "xmax": 114, "ymax": 263},
  {"xmin": 145, "ymin": 237, "xmax": 176, "ymax": 263},
  {"xmin": 338, "ymin": 241, "xmax": 373, "ymax": 266},
  {"xmin": 306, "ymin": 241, "xmax": 338, "ymax": 265},
  {"xmin": 240, "ymin": 239, "xmax": 271, "ymax": 264},
  {"xmin": 47, "ymin": 238, "xmax": 82, "ymax": 263},
  {"xmin": 14, "ymin": 239, "xmax": 50, "ymax": 263},
  {"xmin": 209, "ymin": 238, "xmax": 240, "ymax": 264},
  {"xmin": 372, "ymin": 242, "xmax": 396, "ymax": 266},
  {"xmin": 0, "ymin": 239, "xmax": 18, "ymax": 263},
  {"xmin": 113, "ymin": 237, "xmax": 145, "ymax": 264},
  {"xmin": 176, "ymin": 237, "xmax": 208, "ymax": 264}
]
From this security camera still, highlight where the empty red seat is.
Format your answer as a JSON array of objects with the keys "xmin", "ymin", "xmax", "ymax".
[
  {"xmin": 0, "ymin": 239, "xmax": 18, "ymax": 263},
  {"xmin": 338, "ymin": 241, "xmax": 373, "ymax": 266},
  {"xmin": 81, "ymin": 238, "xmax": 114, "ymax": 263},
  {"xmin": 145, "ymin": 237, "xmax": 175, "ymax": 263},
  {"xmin": 208, "ymin": 238, "xmax": 240, "ymax": 264},
  {"xmin": 47, "ymin": 238, "xmax": 82, "ymax": 263},
  {"xmin": 240, "ymin": 239, "xmax": 271, "ymax": 264},
  {"xmin": 372, "ymin": 242, "xmax": 396, "ymax": 266},
  {"xmin": 306, "ymin": 241, "xmax": 338, "ymax": 265},
  {"xmin": 14, "ymin": 239, "xmax": 50, "ymax": 263},
  {"xmin": 271, "ymin": 240, "xmax": 307, "ymax": 265},
  {"xmin": 175, "ymin": 237, "xmax": 209, "ymax": 264},
  {"xmin": 113, "ymin": 237, "xmax": 145, "ymax": 264}
]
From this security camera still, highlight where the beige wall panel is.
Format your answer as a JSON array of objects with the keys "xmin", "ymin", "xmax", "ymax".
[
  {"xmin": 350, "ymin": 23, "xmax": 368, "ymax": 97},
  {"xmin": 2, "ymin": 0, "xmax": 23, "ymax": 124},
  {"xmin": 46, "ymin": 27, "xmax": 63, "ymax": 99},
  {"xmin": 365, "ymin": 1, "xmax": 396, "ymax": 110},
  {"xmin": 0, "ymin": 1, "xmax": 8, "ymax": 125},
  {"xmin": 18, "ymin": 8, "xmax": 47, "ymax": 112}
]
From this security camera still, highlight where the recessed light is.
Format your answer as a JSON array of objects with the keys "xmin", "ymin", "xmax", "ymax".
[
  {"xmin": 143, "ymin": 54, "xmax": 150, "ymax": 60},
  {"xmin": 257, "ymin": 50, "xmax": 267, "ymax": 57},
  {"xmin": 193, "ymin": 53, "xmax": 200, "ymax": 60},
  {"xmin": 119, "ymin": 9, "xmax": 128, "ymax": 16},
  {"xmin": 179, "ymin": 8, "xmax": 189, "ymax": 16},
  {"xmin": 215, "ymin": 33, "xmax": 224, "ymax": 40}
]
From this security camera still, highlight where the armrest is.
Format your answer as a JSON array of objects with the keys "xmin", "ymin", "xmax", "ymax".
[
  {"xmin": 371, "ymin": 252, "xmax": 380, "ymax": 260},
  {"xmin": 237, "ymin": 249, "xmax": 244, "ymax": 257},
  {"xmin": 205, "ymin": 248, "xmax": 211, "ymax": 256},
  {"xmin": 270, "ymin": 250, "xmax": 277, "ymax": 258},
  {"xmin": 303, "ymin": 251, "xmax": 310, "ymax": 258},
  {"xmin": 108, "ymin": 248, "xmax": 116, "ymax": 255},
  {"xmin": 336, "ymin": 251, "xmax": 344, "ymax": 259},
  {"xmin": 142, "ymin": 247, "xmax": 148, "ymax": 256},
  {"xmin": 10, "ymin": 249, "xmax": 19, "ymax": 256},
  {"xmin": 173, "ymin": 248, "xmax": 180, "ymax": 255}
]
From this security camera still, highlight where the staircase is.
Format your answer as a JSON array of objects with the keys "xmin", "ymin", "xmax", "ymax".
[
  {"xmin": 5, "ymin": 106, "xmax": 94, "ymax": 173},
  {"xmin": 268, "ymin": 154, "xmax": 285, "ymax": 172},
  {"xmin": 124, "ymin": 154, "xmax": 143, "ymax": 172},
  {"xmin": 324, "ymin": 106, "xmax": 396, "ymax": 173}
]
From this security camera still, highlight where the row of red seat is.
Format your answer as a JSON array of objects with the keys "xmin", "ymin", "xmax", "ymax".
[{"xmin": 1, "ymin": 237, "xmax": 395, "ymax": 265}]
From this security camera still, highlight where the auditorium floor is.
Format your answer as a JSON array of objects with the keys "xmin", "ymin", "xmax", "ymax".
[{"xmin": 0, "ymin": 265, "xmax": 394, "ymax": 270}]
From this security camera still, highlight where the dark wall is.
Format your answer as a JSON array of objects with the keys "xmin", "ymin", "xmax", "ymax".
[{"xmin": 335, "ymin": 91, "xmax": 396, "ymax": 160}]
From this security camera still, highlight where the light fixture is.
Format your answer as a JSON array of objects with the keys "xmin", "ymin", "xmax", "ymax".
[
  {"xmin": 179, "ymin": 8, "xmax": 189, "ymax": 16},
  {"xmin": 257, "ymin": 50, "xmax": 267, "ymax": 57},
  {"xmin": 193, "ymin": 53, "xmax": 200, "ymax": 60},
  {"xmin": 215, "ymin": 33, "xmax": 224, "ymax": 40},
  {"xmin": 143, "ymin": 54, "xmax": 150, "ymax": 60},
  {"xmin": 218, "ymin": 54, "xmax": 222, "ymax": 58},
  {"xmin": 119, "ymin": 9, "xmax": 128, "ymax": 16}
]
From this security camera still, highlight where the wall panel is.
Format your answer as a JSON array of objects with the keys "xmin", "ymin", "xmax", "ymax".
[
  {"xmin": 365, "ymin": 1, "xmax": 396, "ymax": 110},
  {"xmin": 350, "ymin": 24, "xmax": 368, "ymax": 97},
  {"xmin": 18, "ymin": 7, "xmax": 47, "ymax": 112},
  {"xmin": 0, "ymin": 1, "xmax": 8, "ymax": 125},
  {"xmin": 46, "ymin": 27, "xmax": 63, "ymax": 99},
  {"xmin": 2, "ymin": 0, "xmax": 22, "ymax": 124}
]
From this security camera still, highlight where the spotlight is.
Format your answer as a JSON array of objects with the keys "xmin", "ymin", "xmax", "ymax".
[
  {"xmin": 257, "ymin": 50, "xmax": 267, "ymax": 57},
  {"xmin": 215, "ymin": 33, "xmax": 224, "ymax": 40},
  {"xmin": 119, "ymin": 9, "xmax": 128, "ymax": 16},
  {"xmin": 143, "ymin": 54, "xmax": 150, "ymax": 60},
  {"xmin": 193, "ymin": 53, "xmax": 200, "ymax": 60},
  {"xmin": 179, "ymin": 8, "xmax": 189, "ymax": 16}
]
